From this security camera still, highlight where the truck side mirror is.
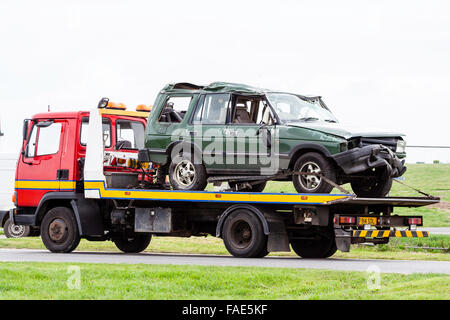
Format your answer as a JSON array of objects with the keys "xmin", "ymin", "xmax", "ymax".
[{"xmin": 22, "ymin": 120, "xmax": 29, "ymax": 141}]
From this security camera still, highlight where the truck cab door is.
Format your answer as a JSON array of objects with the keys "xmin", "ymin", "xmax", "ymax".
[{"xmin": 16, "ymin": 119, "xmax": 67, "ymax": 207}]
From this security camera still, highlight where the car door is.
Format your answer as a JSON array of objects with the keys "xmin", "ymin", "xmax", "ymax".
[
  {"xmin": 16, "ymin": 119, "xmax": 66, "ymax": 207},
  {"xmin": 224, "ymin": 95, "xmax": 276, "ymax": 173},
  {"xmin": 188, "ymin": 93, "xmax": 231, "ymax": 172}
]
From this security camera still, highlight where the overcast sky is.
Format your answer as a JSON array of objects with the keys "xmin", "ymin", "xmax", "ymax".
[{"xmin": 0, "ymin": 0, "xmax": 449, "ymax": 162}]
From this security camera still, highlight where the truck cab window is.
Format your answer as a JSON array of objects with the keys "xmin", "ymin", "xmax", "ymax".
[
  {"xmin": 116, "ymin": 120, "xmax": 145, "ymax": 149},
  {"xmin": 158, "ymin": 96, "xmax": 192, "ymax": 123},
  {"xmin": 25, "ymin": 126, "xmax": 37, "ymax": 158},
  {"xmin": 26, "ymin": 122, "xmax": 62, "ymax": 157},
  {"xmin": 80, "ymin": 118, "xmax": 111, "ymax": 148}
]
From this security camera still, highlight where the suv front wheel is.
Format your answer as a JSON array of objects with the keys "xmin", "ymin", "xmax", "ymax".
[
  {"xmin": 292, "ymin": 152, "xmax": 336, "ymax": 194},
  {"xmin": 169, "ymin": 153, "xmax": 208, "ymax": 190}
]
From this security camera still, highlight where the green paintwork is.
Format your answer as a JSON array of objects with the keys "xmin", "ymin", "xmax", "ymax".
[{"xmin": 286, "ymin": 122, "xmax": 404, "ymax": 140}]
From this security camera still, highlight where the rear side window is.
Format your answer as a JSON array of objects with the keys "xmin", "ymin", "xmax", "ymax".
[
  {"xmin": 116, "ymin": 120, "xmax": 145, "ymax": 149},
  {"xmin": 80, "ymin": 118, "xmax": 111, "ymax": 148},
  {"xmin": 192, "ymin": 94, "xmax": 230, "ymax": 124},
  {"xmin": 157, "ymin": 96, "xmax": 192, "ymax": 123}
]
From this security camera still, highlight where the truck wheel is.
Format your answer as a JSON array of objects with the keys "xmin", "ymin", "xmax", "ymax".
[
  {"xmin": 113, "ymin": 234, "xmax": 152, "ymax": 253},
  {"xmin": 3, "ymin": 218, "xmax": 30, "ymax": 238},
  {"xmin": 228, "ymin": 181, "xmax": 267, "ymax": 192},
  {"xmin": 222, "ymin": 209, "xmax": 267, "ymax": 258},
  {"xmin": 290, "ymin": 230, "xmax": 337, "ymax": 258},
  {"xmin": 292, "ymin": 152, "xmax": 336, "ymax": 194},
  {"xmin": 169, "ymin": 153, "xmax": 207, "ymax": 190},
  {"xmin": 41, "ymin": 207, "xmax": 80, "ymax": 253},
  {"xmin": 351, "ymin": 168, "xmax": 392, "ymax": 198}
]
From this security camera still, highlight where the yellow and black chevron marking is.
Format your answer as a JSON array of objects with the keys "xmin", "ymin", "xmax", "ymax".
[{"xmin": 352, "ymin": 230, "xmax": 429, "ymax": 238}]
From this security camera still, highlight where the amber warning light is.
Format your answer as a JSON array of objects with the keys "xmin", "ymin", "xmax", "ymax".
[
  {"xmin": 136, "ymin": 104, "xmax": 152, "ymax": 112},
  {"xmin": 107, "ymin": 102, "xmax": 126, "ymax": 110}
]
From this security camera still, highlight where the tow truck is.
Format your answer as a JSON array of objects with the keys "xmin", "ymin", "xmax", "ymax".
[{"xmin": 9, "ymin": 98, "xmax": 439, "ymax": 258}]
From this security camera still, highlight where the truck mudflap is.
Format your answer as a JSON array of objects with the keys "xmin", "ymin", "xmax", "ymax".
[
  {"xmin": 352, "ymin": 230, "xmax": 429, "ymax": 238},
  {"xmin": 332, "ymin": 144, "xmax": 406, "ymax": 178}
]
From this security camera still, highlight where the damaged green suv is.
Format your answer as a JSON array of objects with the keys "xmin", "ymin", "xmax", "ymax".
[{"xmin": 141, "ymin": 82, "xmax": 406, "ymax": 197}]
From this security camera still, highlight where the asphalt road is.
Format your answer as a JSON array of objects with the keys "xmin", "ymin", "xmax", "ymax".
[{"xmin": 0, "ymin": 248, "xmax": 449, "ymax": 274}]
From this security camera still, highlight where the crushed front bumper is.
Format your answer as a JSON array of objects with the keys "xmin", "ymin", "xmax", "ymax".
[{"xmin": 332, "ymin": 144, "xmax": 406, "ymax": 178}]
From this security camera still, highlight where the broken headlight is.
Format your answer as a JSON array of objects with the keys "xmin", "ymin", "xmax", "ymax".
[{"xmin": 396, "ymin": 139, "xmax": 406, "ymax": 153}]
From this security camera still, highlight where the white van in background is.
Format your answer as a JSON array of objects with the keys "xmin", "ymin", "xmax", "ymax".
[
  {"xmin": 0, "ymin": 152, "xmax": 15, "ymax": 211},
  {"xmin": 0, "ymin": 121, "xmax": 31, "ymax": 237}
]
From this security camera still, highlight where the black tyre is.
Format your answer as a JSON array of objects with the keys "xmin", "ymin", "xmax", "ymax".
[
  {"xmin": 222, "ymin": 209, "xmax": 267, "ymax": 258},
  {"xmin": 290, "ymin": 230, "xmax": 337, "ymax": 258},
  {"xmin": 254, "ymin": 247, "xmax": 269, "ymax": 258},
  {"xmin": 292, "ymin": 152, "xmax": 336, "ymax": 194},
  {"xmin": 351, "ymin": 168, "xmax": 392, "ymax": 198},
  {"xmin": 228, "ymin": 181, "xmax": 267, "ymax": 192},
  {"xmin": 3, "ymin": 218, "xmax": 30, "ymax": 238},
  {"xmin": 41, "ymin": 207, "xmax": 80, "ymax": 253},
  {"xmin": 113, "ymin": 234, "xmax": 152, "ymax": 253},
  {"xmin": 169, "ymin": 153, "xmax": 207, "ymax": 190}
]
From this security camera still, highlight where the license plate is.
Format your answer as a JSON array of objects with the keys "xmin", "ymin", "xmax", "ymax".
[{"xmin": 359, "ymin": 217, "xmax": 377, "ymax": 226}]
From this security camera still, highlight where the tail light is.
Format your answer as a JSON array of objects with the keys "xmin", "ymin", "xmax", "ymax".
[
  {"xmin": 407, "ymin": 218, "xmax": 422, "ymax": 226},
  {"xmin": 338, "ymin": 216, "xmax": 356, "ymax": 225}
]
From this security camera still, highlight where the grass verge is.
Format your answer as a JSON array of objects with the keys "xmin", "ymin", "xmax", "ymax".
[{"xmin": 0, "ymin": 262, "xmax": 448, "ymax": 299}]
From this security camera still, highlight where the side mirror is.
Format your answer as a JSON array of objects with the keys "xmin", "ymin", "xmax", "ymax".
[
  {"xmin": 22, "ymin": 120, "xmax": 29, "ymax": 141},
  {"xmin": 98, "ymin": 97, "xmax": 109, "ymax": 109}
]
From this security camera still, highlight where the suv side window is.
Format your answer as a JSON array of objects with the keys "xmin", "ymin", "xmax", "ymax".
[
  {"xmin": 158, "ymin": 96, "xmax": 192, "ymax": 123},
  {"xmin": 256, "ymin": 101, "xmax": 275, "ymax": 125},
  {"xmin": 230, "ymin": 96, "xmax": 272, "ymax": 125},
  {"xmin": 26, "ymin": 122, "xmax": 62, "ymax": 157},
  {"xmin": 192, "ymin": 94, "xmax": 230, "ymax": 125}
]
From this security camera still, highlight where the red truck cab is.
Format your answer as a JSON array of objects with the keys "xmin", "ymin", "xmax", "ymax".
[{"xmin": 14, "ymin": 106, "xmax": 150, "ymax": 209}]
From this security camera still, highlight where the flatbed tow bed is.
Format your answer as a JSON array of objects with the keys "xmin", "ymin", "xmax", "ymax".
[{"xmin": 10, "ymin": 107, "xmax": 440, "ymax": 258}]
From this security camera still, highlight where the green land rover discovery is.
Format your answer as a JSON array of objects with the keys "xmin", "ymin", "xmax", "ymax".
[{"xmin": 140, "ymin": 82, "xmax": 406, "ymax": 197}]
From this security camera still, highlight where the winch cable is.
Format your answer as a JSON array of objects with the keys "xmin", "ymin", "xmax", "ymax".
[
  {"xmin": 291, "ymin": 171, "xmax": 353, "ymax": 195},
  {"xmin": 392, "ymin": 178, "xmax": 438, "ymax": 199}
]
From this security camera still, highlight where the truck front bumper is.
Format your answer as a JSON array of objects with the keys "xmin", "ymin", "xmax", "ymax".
[{"xmin": 332, "ymin": 144, "xmax": 406, "ymax": 178}]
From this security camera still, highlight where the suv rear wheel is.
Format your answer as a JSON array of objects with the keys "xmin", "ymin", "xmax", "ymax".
[
  {"xmin": 292, "ymin": 152, "xmax": 336, "ymax": 194},
  {"xmin": 169, "ymin": 153, "xmax": 207, "ymax": 190}
]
